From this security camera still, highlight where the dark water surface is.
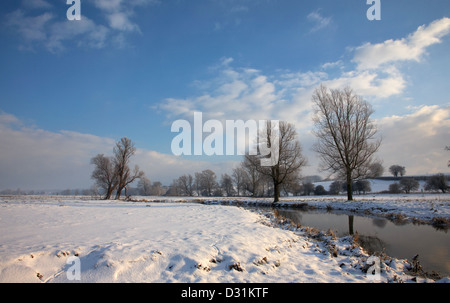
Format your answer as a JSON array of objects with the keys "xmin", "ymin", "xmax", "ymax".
[{"xmin": 274, "ymin": 209, "xmax": 450, "ymax": 277}]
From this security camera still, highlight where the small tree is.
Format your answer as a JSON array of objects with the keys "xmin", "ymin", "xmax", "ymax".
[
  {"xmin": 232, "ymin": 167, "xmax": 247, "ymax": 196},
  {"xmin": 177, "ymin": 174, "xmax": 194, "ymax": 196},
  {"xmin": 197, "ymin": 169, "xmax": 218, "ymax": 196},
  {"xmin": 314, "ymin": 185, "xmax": 327, "ymax": 195},
  {"xmin": 399, "ymin": 178, "xmax": 419, "ymax": 194},
  {"xmin": 151, "ymin": 181, "xmax": 164, "ymax": 196},
  {"xmin": 137, "ymin": 176, "xmax": 152, "ymax": 196},
  {"xmin": 241, "ymin": 155, "xmax": 263, "ymax": 197},
  {"xmin": 302, "ymin": 182, "xmax": 315, "ymax": 196},
  {"xmin": 353, "ymin": 180, "xmax": 371, "ymax": 195},
  {"xmin": 328, "ymin": 180, "xmax": 343, "ymax": 195},
  {"xmin": 220, "ymin": 173, "xmax": 235, "ymax": 197},
  {"xmin": 367, "ymin": 162, "xmax": 384, "ymax": 178},
  {"xmin": 389, "ymin": 165, "xmax": 406, "ymax": 178},
  {"xmin": 389, "ymin": 182, "xmax": 401, "ymax": 194},
  {"xmin": 425, "ymin": 174, "xmax": 448, "ymax": 193}
]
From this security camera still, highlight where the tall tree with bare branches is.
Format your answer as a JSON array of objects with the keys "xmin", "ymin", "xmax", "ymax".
[
  {"xmin": 246, "ymin": 121, "xmax": 307, "ymax": 203},
  {"xmin": 113, "ymin": 137, "xmax": 144, "ymax": 199},
  {"xmin": 312, "ymin": 85, "xmax": 381, "ymax": 201}
]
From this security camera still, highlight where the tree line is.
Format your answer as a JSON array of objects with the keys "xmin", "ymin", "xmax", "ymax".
[{"xmin": 89, "ymin": 85, "xmax": 449, "ymax": 201}]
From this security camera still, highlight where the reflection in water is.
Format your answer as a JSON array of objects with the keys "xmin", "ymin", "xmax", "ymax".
[
  {"xmin": 274, "ymin": 209, "xmax": 450, "ymax": 277},
  {"xmin": 372, "ymin": 218, "xmax": 387, "ymax": 229},
  {"xmin": 348, "ymin": 215, "xmax": 354, "ymax": 235},
  {"xmin": 357, "ymin": 235, "xmax": 388, "ymax": 255}
]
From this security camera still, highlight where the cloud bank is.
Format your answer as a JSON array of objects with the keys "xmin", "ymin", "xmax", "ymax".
[{"xmin": 0, "ymin": 111, "xmax": 236, "ymax": 190}]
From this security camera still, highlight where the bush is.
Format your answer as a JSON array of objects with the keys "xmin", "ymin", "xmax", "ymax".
[
  {"xmin": 389, "ymin": 182, "xmax": 401, "ymax": 194},
  {"xmin": 314, "ymin": 185, "xmax": 328, "ymax": 195}
]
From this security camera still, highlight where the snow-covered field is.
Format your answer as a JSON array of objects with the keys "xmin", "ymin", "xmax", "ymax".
[{"xmin": 0, "ymin": 195, "xmax": 449, "ymax": 283}]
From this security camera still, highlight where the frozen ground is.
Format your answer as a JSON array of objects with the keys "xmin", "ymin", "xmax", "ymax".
[{"xmin": 0, "ymin": 195, "xmax": 449, "ymax": 283}]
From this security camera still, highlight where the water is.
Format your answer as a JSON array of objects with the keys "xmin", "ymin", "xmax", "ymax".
[{"xmin": 275, "ymin": 209, "xmax": 450, "ymax": 277}]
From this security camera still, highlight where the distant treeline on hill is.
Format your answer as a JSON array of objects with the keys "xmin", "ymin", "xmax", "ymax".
[
  {"xmin": 374, "ymin": 174, "xmax": 450, "ymax": 181},
  {"xmin": 1, "ymin": 174, "xmax": 448, "ymax": 197}
]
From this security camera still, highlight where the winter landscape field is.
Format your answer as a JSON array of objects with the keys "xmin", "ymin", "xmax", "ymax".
[
  {"xmin": 1, "ymin": 1, "xmax": 450, "ymax": 294},
  {"xmin": 1, "ymin": 190, "xmax": 449, "ymax": 284}
]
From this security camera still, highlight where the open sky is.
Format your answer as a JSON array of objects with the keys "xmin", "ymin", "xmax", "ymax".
[{"xmin": 0, "ymin": 0, "xmax": 449, "ymax": 190}]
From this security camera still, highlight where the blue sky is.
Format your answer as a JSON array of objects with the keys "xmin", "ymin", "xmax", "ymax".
[{"xmin": 0, "ymin": 0, "xmax": 449, "ymax": 189}]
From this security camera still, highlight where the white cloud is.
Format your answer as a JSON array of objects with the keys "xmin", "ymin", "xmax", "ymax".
[
  {"xmin": 158, "ymin": 64, "xmax": 283, "ymax": 122},
  {"xmin": 321, "ymin": 60, "xmax": 343, "ymax": 70},
  {"xmin": 107, "ymin": 12, "xmax": 139, "ymax": 32},
  {"xmin": 377, "ymin": 105, "xmax": 450, "ymax": 175},
  {"xmin": 324, "ymin": 66, "xmax": 406, "ymax": 98},
  {"xmin": 5, "ymin": 0, "xmax": 159, "ymax": 52},
  {"xmin": 307, "ymin": 10, "xmax": 332, "ymax": 33},
  {"xmin": 4, "ymin": 10, "xmax": 53, "ymax": 45},
  {"xmin": 4, "ymin": 9, "xmax": 109, "ymax": 53},
  {"xmin": 93, "ymin": 0, "xmax": 159, "ymax": 33},
  {"xmin": 353, "ymin": 17, "xmax": 450, "ymax": 70},
  {"xmin": 45, "ymin": 17, "xmax": 110, "ymax": 52}
]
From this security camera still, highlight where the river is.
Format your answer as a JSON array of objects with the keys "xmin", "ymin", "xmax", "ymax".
[{"xmin": 274, "ymin": 208, "xmax": 450, "ymax": 277}]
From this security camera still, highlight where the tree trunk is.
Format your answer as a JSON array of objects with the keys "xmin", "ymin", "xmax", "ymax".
[
  {"xmin": 105, "ymin": 184, "xmax": 116, "ymax": 200},
  {"xmin": 115, "ymin": 187, "xmax": 122, "ymax": 200},
  {"xmin": 273, "ymin": 182, "xmax": 280, "ymax": 203},
  {"xmin": 346, "ymin": 170, "xmax": 353, "ymax": 201}
]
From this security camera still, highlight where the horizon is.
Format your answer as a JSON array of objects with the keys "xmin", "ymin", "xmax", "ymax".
[{"xmin": 1, "ymin": 1, "xmax": 449, "ymax": 191}]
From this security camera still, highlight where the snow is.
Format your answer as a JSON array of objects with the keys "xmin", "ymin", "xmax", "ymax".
[{"xmin": 0, "ymin": 195, "xmax": 449, "ymax": 283}]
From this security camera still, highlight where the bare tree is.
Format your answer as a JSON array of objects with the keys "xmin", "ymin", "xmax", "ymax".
[
  {"xmin": 90, "ymin": 154, "xmax": 117, "ymax": 200},
  {"xmin": 137, "ymin": 176, "xmax": 152, "ymax": 196},
  {"xmin": 312, "ymin": 85, "xmax": 381, "ymax": 201},
  {"xmin": 168, "ymin": 179, "xmax": 182, "ymax": 196},
  {"xmin": 177, "ymin": 174, "xmax": 194, "ymax": 196},
  {"xmin": 353, "ymin": 179, "xmax": 371, "ymax": 195},
  {"xmin": 388, "ymin": 182, "xmax": 402, "ymax": 194},
  {"xmin": 245, "ymin": 121, "xmax": 307, "ymax": 203},
  {"xmin": 367, "ymin": 162, "xmax": 384, "ymax": 178},
  {"xmin": 241, "ymin": 155, "xmax": 263, "ymax": 197},
  {"xmin": 220, "ymin": 173, "xmax": 235, "ymax": 197},
  {"xmin": 231, "ymin": 167, "xmax": 247, "ymax": 196},
  {"xmin": 302, "ymin": 182, "xmax": 315, "ymax": 196},
  {"xmin": 399, "ymin": 178, "xmax": 419, "ymax": 194},
  {"xmin": 328, "ymin": 180, "xmax": 343, "ymax": 195},
  {"xmin": 425, "ymin": 174, "xmax": 448, "ymax": 193},
  {"xmin": 151, "ymin": 181, "xmax": 164, "ymax": 196},
  {"xmin": 196, "ymin": 169, "xmax": 218, "ymax": 196},
  {"xmin": 389, "ymin": 165, "xmax": 406, "ymax": 178},
  {"xmin": 113, "ymin": 137, "xmax": 144, "ymax": 199},
  {"xmin": 194, "ymin": 172, "xmax": 202, "ymax": 196}
]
